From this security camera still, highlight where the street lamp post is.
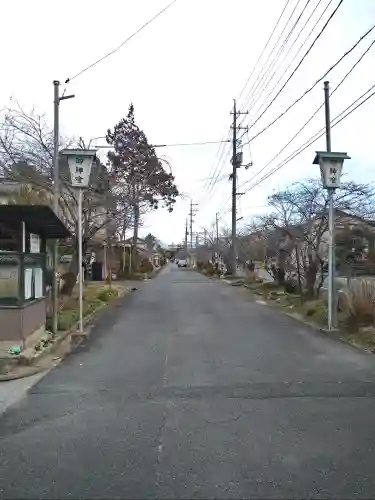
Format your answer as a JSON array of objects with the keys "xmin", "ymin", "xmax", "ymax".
[
  {"xmin": 61, "ymin": 149, "xmax": 97, "ymax": 334},
  {"xmin": 313, "ymin": 151, "xmax": 350, "ymax": 330}
]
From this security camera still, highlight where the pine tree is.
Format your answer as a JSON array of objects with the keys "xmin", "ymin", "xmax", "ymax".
[{"xmin": 106, "ymin": 104, "xmax": 179, "ymax": 247}]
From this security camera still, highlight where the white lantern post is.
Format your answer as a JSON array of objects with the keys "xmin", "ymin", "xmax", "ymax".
[
  {"xmin": 61, "ymin": 149, "xmax": 97, "ymax": 334},
  {"xmin": 313, "ymin": 151, "xmax": 350, "ymax": 330}
]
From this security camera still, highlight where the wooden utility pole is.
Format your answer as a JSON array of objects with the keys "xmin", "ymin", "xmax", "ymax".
[
  {"xmin": 324, "ymin": 80, "xmax": 335, "ymax": 329},
  {"xmin": 215, "ymin": 212, "xmax": 219, "ymax": 247},
  {"xmin": 189, "ymin": 200, "xmax": 198, "ymax": 248},
  {"xmin": 215, "ymin": 212, "xmax": 220, "ymax": 264},
  {"xmin": 52, "ymin": 81, "xmax": 74, "ymax": 336},
  {"xmin": 230, "ymin": 100, "xmax": 248, "ymax": 276},
  {"xmin": 184, "ymin": 219, "xmax": 188, "ymax": 253}
]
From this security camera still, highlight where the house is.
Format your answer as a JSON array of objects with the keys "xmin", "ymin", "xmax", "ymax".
[
  {"xmin": 0, "ymin": 205, "xmax": 70, "ymax": 347},
  {"xmin": 250, "ymin": 210, "xmax": 375, "ymax": 283},
  {"xmin": 116, "ymin": 237, "xmax": 162, "ymax": 270}
]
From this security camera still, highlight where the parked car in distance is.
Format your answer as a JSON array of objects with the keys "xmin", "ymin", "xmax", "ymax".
[{"xmin": 178, "ymin": 259, "xmax": 187, "ymax": 268}]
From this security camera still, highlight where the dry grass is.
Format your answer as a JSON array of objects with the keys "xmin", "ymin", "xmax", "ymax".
[
  {"xmin": 48, "ymin": 283, "xmax": 125, "ymax": 332},
  {"xmin": 339, "ymin": 279, "xmax": 375, "ymax": 330}
]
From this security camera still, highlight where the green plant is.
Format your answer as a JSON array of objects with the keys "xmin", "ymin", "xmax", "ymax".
[
  {"xmin": 302, "ymin": 300, "xmax": 327, "ymax": 324},
  {"xmin": 97, "ymin": 288, "xmax": 118, "ymax": 303},
  {"xmin": 58, "ymin": 309, "xmax": 79, "ymax": 331}
]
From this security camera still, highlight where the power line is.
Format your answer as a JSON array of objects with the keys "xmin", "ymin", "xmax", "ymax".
[
  {"xmin": 202, "ymin": 0, "xmax": 317, "ymax": 204},
  {"xmin": 236, "ymin": 0, "xmax": 334, "ymax": 140},
  {"xmin": 202, "ymin": 140, "xmax": 229, "ymax": 195},
  {"xmin": 244, "ymin": 0, "xmax": 344, "ymax": 135},
  {"xmin": 237, "ymin": 0, "xmax": 291, "ymax": 103},
  {"xmin": 239, "ymin": 35, "xmax": 375, "ymax": 190},
  {"xmin": 65, "ymin": 0, "xmax": 178, "ymax": 83},
  {"xmin": 153, "ymin": 140, "xmax": 230, "ymax": 148},
  {"xmin": 239, "ymin": 0, "xmax": 303, "ymax": 113},
  {"xmin": 244, "ymin": 0, "xmax": 313, "ymax": 115},
  {"xmin": 242, "ymin": 19, "xmax": 375, "ymax": 146},
  {"xmin": 205, "ymin": 0, "xmax": 292, "ymax": 199},
  {"xmin": 247, "ymin": 0, "xmax": 330, "ymax": 121},
  {"xmin": 218, "ymin": 81, "xmax": 375, "ymax": 217},
  {"xmin": 243, "ymin": 82, "xmax": 375, "ymax": 194}
]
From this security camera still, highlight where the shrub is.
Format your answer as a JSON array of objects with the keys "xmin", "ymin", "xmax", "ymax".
[
  {"xmin": 58, "ymin": 309, "xmax": 78, "ymax": 331},
  {"xmin": 204, "ymin": 262, "xmax": 215, "ymax": 276},
  {"xmin": 284, "ymin": 279, "xmax": 298, "ymax": 294},
  {"xmin": 261, "ymin": 281, "xmax": 280, "ymax": 291},
  {"xmin": 138, "ymin": 258, "xmax": 154, "ymax": 274},
  {"xmin": 97, "ymin": 288, "xmax": 119, "ymax": 303},
  {"xmin": 260, "ymin": 281, "xmax": 280, "ymax": 299},
  {"xmin": 340, "ymin": 279, "xmax": 375, "ymax": 330},
  {"xmin": 303, "ymin": 300, "xmax": 327, "ymax": 324}
]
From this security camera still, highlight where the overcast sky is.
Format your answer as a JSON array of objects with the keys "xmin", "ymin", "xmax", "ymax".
[{"xmin": 1, "ymin": 0, "xmax": 374, "ymax": 246}]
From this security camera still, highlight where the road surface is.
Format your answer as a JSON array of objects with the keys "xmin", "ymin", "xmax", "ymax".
[{"xmin": 1, "ymin": 264, "xmax": 375, "ymax": 498}]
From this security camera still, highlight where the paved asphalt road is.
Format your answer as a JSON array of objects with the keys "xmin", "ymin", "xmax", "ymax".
[{"xmin": 2, "ymin": 264, "xmax": 375, "ymax": 498}]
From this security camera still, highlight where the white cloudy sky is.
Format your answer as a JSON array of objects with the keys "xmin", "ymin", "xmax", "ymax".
[{"xmin": 1, "ymin": 0, "xmax": 374, "ymax": 246}]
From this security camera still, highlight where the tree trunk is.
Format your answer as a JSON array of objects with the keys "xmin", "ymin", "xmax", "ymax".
[
  {"xmin": 276, "ymin": 249, "xmax": 287, "ymax": 285},
  {"xmin": 223, "ymin": 252, "xmax": 233, "ymax": 274},
  {"xmin": 60, "ymin": 238, "xmax": 87, "ymax": 296},
  {"xmin": 305, "ymin": 260, "xmax": 318, "ymax": 299},
  {"xmin": 132, "ymin": 203, "xmax": 140, "ymax": 245},
  {"xmin": 130, "ymin": 203, "xmax": 140, "ymax": 274}
]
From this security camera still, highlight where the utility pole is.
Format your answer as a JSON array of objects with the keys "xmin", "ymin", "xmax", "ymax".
[
  {"xmin": 189, "ymin": 200, "xmax": 198, "ymax": 248},
  {"xmin": 215, "ymin": 212, "xmax": 219, "ymax": 264},
  {"xmin": 215, "ymin": 212, "xmax": 219, "ymax": 246},
  {"xmin": 184, "ymin": 219, "xmax": 188, "ymax": 254},
  {"xmin": 230, "ymin": 99, "xmax": 248, "ymax": 276},
  {"xmin": 52, "ymin": 81, "xmax": 74, "ymax": 336},
  {"xmin": 324, "ymin": 81, "xmax": 336, "ymax": 329}
]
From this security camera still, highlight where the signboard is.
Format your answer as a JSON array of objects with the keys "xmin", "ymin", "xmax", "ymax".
[
  {"xmin": 69, "ymin": 156, "xmax": 91, "ymax": 187},
  {"xmin": 30, "ymin": 233, "xmax": 40, "ymax": 253}
]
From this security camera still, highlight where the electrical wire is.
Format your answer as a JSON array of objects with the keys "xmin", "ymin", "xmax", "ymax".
[
  {"xmin": 203, "ymin": 0, "xmax": 311, "ymax": 203},
  {"xmin": 204, "ymin": 0, "xmax": 294, "ymax": 201},
  {"xmin": 239, "ymin": 35, "xmax": 375, "ymax": 190},
  {"xmin": 239, "ymin": 0, "xmax": 303, "ymax": 113},
  {"xmin": 236, "ymin": 0, "xmax": 334, "ymax": 141},
  {"xmin": 243, "ymin": 0, "xmax": 344, "ymax": 136},
  {"xmin": 65, "ymin": 0, "xmax": 178, "ymax": 83},
  {"xmin": 241, "ymin": 20, "xmax": 375, "ymax": 147},
  {"xmin": 248, "ymin": 0, "xmax": 330, "ymax": 120},
  {"xmin": 237, "ymin": 0, "xmax": 291, "ymax": 104},
  {"xmin": 153, "ymin": 140, "xmax": 231, "ymax": 147},
  {"xmin": 217, "ymin": 80, "xmax": 375, "ymax": 219},
  {"xmin": 244, "ymin": 0, "xmax": 313, "ymax": 115},
  {"xmin": 206, "ymin": 143, "xmax": 232, "ymax": 195},
  {"xmin": 243, "ymin": 82, "xmax": 375, "ymax": 194}
]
